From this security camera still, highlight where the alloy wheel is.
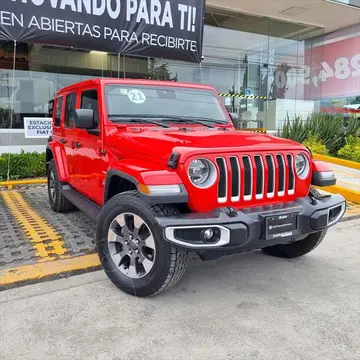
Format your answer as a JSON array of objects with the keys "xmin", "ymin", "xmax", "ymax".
[{"xmin": 107, "ymin": 212, "xmax": 156, "ymax": 279}]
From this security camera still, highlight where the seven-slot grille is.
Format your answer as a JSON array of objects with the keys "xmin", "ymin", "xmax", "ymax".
[{"xmin": 216, "ymin": 154, "xmax": 295, "ymax": 203}]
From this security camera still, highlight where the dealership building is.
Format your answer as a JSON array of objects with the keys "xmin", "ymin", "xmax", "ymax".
[{"xmin": 0, "ymin": 0, "xmax": 360, "ymax": 153}]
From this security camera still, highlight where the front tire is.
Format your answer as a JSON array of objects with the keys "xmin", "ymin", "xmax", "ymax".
[
  {"xmin": 262, "ymin": 186, "xmax": 327, "ymax": 258},
  {"xmin": 96, "ymin": 191, "xmax": 188, "ymax": 297}
]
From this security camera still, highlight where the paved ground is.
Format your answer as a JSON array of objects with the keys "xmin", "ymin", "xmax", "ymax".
[
  {"xmin": 331, "ymin": 163, "xmax": 360, "ymax": 192},
  {"xmin": 1, "ymin": 186, "xmax": 359, "ymax": 272},
  {"xmin": 0, "ymin": 186, "xmax": 360, "ymax": 290},
  {"xmin": 0, "ymin": 187, "xmax": 96, "ymax": 269},
  {"xmin": 0, "ymin": 219, "xmax": 359, "ymax": 360}
]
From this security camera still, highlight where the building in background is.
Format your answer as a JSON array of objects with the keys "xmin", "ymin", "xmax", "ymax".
[{"xmin": 1, "ymin": 0, "xmax": 360, "ymax": 153}]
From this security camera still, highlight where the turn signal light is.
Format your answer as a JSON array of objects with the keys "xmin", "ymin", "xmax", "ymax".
[{"xmin": 138, "ymin": 184, "xmax": 182, "ymax": 195}]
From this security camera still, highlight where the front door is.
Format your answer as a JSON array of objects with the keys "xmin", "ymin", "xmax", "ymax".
[{"xmin": 71, "ymin": 87, "xmax": 107, "ymax": 205}]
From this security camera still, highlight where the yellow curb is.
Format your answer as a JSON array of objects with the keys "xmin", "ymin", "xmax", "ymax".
[
  {"xmin": 313, "ymin": 154, "xmax": 360, "ymax": 170},
  {"xmin": 315, "ymin": 185, "xmax": 360, "ymax": 204},
  {"xmin": 0, "ymin": 179, "xmax": 46, "ymax": 190},
  {"xmin": 0, "ymin": 254, "xmax": 101, "ymax": 289}
]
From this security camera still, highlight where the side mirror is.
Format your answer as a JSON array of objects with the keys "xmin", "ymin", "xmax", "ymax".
[
  {"xmin": 228, "ymin": 112, "xmax": 240, "ymax": 128},
  {"xmin": 74, "ymin": 109, "xmax": 94, "ymax": 129}
]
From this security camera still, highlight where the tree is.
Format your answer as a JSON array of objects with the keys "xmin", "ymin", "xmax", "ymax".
[{"xmin": 148, "ymin": 59, "xmax": 178, "ymax": 82}]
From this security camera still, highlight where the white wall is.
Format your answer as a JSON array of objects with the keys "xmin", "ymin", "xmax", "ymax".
[{"xmin": 267, "ymin": 99, "xmax": 315, "ymax": 130}]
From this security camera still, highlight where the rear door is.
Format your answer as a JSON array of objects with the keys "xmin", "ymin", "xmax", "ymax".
[
  {"xmin": 71, "ymin": 87, "xmax": 107, "ymax": 204},
  {"xmin": 62, "ymin": 91, "xmax": 79, "ymax": 187}
]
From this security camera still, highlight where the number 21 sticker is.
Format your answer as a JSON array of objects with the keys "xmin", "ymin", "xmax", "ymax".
[{"xmin": 128, "ymin": 89, "xmax": 146, "ymax": 104}]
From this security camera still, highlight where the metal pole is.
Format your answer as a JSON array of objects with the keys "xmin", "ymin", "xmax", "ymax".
[{"xmin": 7, "ymin": 40, "xmax": 17, "ymax": 182}]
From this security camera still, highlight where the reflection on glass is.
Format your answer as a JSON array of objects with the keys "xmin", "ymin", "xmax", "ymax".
[
  {"xmin": 0, "ymin": 11, "xmax": 329, "ymax": 131},
  {"xmin": 105, "ymin": 85, "xmax": 228, "ymax": 123}
]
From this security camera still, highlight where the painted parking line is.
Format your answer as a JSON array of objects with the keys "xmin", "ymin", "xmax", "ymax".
[{"xmin": 1, "ymin": 191, "xmax": 67, "ymax": 260}]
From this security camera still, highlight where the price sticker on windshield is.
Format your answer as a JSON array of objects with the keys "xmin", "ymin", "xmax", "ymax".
[{"xmin": 128, "ymin": 89, "xmax": 146, "ymax": 104}]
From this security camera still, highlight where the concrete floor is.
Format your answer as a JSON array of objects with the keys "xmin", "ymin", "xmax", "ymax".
[
  {"xmin": 331, "ymin": 163, "xmax": 360, "ymax": 192},
  {"xmin": 1, "ymin": 220, "xmax": 359, "ymax": 360}
]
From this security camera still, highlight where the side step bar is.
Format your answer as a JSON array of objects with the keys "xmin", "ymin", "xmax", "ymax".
[{"xmin": 61, "ymin": 185, "xmax": 101, "ymax": 222}]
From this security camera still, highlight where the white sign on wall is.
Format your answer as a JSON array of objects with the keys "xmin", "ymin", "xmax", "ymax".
[
  {"xmin": 224, "ymin": 97, "xmax": 231, "ymax": 106},
  {"xmin": 24, "ymin": 117, "xmax": 52, "ymax": 139}
]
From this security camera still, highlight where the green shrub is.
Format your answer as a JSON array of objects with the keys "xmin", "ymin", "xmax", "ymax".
[
  {"xmin": 303, "ymin": 136, "xmax": 328, "ymax": 155},
  {"xmin": 306, "ymin": 113, "xmax": 346, "ymax": 155},
  {"xmin": 344, "ymin": 116, "xmax": 360, "ymax": 139},
  {"xmin": 0, "ymin": 151, "xmax": 46, "ymax": 181},
  {"xmin": 280, "ymin": 112, "xmax": 360, "ymax": 156},
  {"xmin": 280, "ymin": 114, "xmax": 310, "ymax": 143},
  {"xmin": 338, "ymin": 136, "xmax": 360, "ymax": 163}
]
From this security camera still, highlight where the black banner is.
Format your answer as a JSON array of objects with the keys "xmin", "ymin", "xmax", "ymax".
[{"xmin": 0, "ymin": 0, "xmax": 205, "ymax": 63}]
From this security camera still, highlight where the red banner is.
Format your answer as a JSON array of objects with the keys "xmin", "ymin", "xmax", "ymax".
[{"xmin": 305, "ymin": 36, "xmax": 360, "ymax": 99}]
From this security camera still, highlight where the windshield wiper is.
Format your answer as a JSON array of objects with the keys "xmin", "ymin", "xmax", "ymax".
[
  {"xmin": 161, "ymin": 115, "xmax": 229, "ymax": 128},
  {"xmin": 186, "ymin": 116, "xmax": 227, "ymax": 125},
  {"xmin": 109, "ymin": 115, "xmax": 170, "ymax": 128},
  {"xmin": 157, "ymin": 116, "xmax": 215, "ymax": 128}
]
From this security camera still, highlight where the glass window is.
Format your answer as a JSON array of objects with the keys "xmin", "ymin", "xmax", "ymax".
[
  {"xmin": 81, "ymin": 90, "xmax": 99, "ymax": 128},
  {"xmin": 105, "ymin": 85, "xmax": 228, "ymax": 123},
  {"xmin": 54, "ymin": 97, "xmax": 63, "ymax": 127},
  {"xmin": 64, "ymin": 93, "xmax": 77, "ymax": 128}
]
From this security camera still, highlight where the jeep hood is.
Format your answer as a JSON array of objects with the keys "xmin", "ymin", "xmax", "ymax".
[{"xmin": 111, "ymin": 127, "xmax": 304, "ymax": 162}]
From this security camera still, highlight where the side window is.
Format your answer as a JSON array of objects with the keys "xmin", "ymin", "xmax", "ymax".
[
  {"xmin": 54, "ymin": 97, "xmax": 63, "ymax": 127},
  {"xmin": 65, "ymin": 93, "xmax": 77, "ymax": 128},
  {"xmin": 81, "ymin": 90, "xmax": 99, "ymax": 129}
]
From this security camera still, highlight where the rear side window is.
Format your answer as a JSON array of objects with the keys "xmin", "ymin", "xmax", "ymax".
[
  {"xmin": 54, "ymin": 97, "xmax": 63, "ymax": 127},
  {"xmin": 65, "ymin": 93, "xmax": 77, "ymax": 128}
]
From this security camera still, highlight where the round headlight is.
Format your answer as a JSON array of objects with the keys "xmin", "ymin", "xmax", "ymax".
[
  {"xmin": 295, "ymin": 153, "xmax": 309, "ymax": 178},
  {"xmin": 188, "ymin": 159, "xmax": 216, "ymax": 188}
]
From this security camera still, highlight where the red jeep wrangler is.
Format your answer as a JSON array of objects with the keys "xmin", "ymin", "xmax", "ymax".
[{"xmin": 46, "ymin": 78, "xmax": 346, "ymax": 297}]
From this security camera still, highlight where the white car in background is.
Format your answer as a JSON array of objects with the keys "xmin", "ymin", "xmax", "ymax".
[
  {"xmin": 343, "ymin": 103, "xmax": 360, "ymax": 119},
  {"xmin": 343, "ymin": 104, "xmax": 360, "ymax": 110}
]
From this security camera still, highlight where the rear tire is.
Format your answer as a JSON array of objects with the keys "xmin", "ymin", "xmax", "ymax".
[
  {"xmin": 47, "ymin": 159, "xmax": 75, "ymax": 213},
  {"xmin": 95, "ymin": 191, "xmax": 188, "ymax": 297},
  {"xmin": 262, "ymin": 186, "xmax": 327, "ymax": 258}
]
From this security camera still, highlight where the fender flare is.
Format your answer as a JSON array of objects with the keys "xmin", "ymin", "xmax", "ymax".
[
  {"xmin": 104, "ymin": 169, "xmax": 188, "ymax": 205},
  {"xmin": 311, "ymin": 160, "xmax": 336, "ymax": 187},
  {"xmin": 46, "ymin": 143, "xmax": 69, "ymax": 182},
  {"xmin": 104, "ymin": 169, "xmax": 139, "ymax": 203}
]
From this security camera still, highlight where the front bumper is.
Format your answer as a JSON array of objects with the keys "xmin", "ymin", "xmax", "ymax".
[{"xmin": 156, "ymin": 194, "xmax": 346, "ymax": 252}]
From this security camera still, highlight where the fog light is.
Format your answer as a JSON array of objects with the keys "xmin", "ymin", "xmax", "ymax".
[{"xmin": 203, "ymin": 229, "xmax": 214, "ymax": 240}]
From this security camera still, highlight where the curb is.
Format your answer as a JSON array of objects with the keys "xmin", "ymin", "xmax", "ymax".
[
  {"xmin": 316, "ymin": 185, "xmax": 360, "ymax": 205},
  {"xmin": 0, "ymin": 179, "xmax": 46, "ymax": 190},
  {"xmin": 313, "ymin": 154, "xmax": 360, "ymax": 170},
  {"xmin": 0, "ymin": 254, "xmax": 101, "ymax": 291}
]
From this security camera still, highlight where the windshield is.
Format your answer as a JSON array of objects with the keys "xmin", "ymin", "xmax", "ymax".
[{"xmin": 105, "ymin": 84, "xmax": 228, "ymax": 123}]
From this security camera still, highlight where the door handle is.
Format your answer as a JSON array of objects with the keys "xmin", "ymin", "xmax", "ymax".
[
  {"xmin": 72, "ymin": 141, "xmax": 82, "ymax": 149},
  {"xmin": 59, "ymin": 138, "xmax": 67, "ymax": 144}
]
